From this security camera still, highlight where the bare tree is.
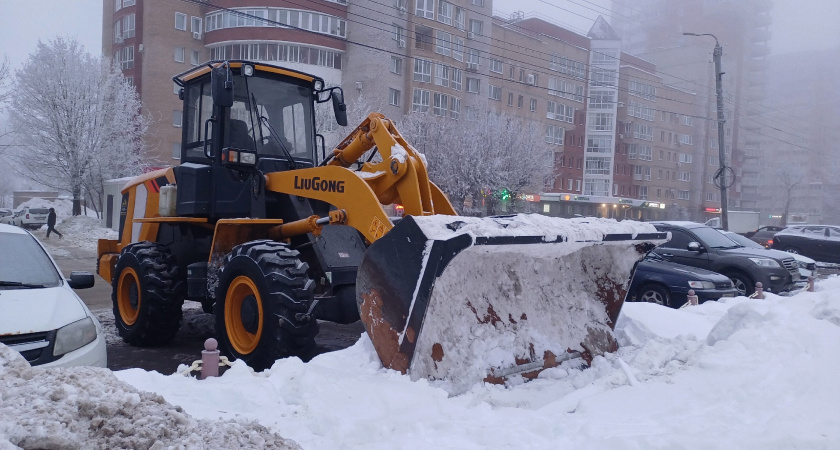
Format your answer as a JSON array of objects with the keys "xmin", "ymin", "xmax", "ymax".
[
  {"xmin": 777, "ymin": 168, "xmax": 804, "ymax": 226},
  {"xmin": 398, "ymin": 105, "xmax": 555, "ymax": 215},
  {"xmin": 9, "ymin": 38, "xmax": 147, "ymax": 215}
]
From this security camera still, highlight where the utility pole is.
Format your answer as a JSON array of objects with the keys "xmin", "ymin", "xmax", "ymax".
[{"xmin": 684, "ymin": 33, "xmax": 729, "ymax": 230}]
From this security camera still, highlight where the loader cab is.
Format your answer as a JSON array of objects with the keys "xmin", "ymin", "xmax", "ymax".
[
  {"xmin": 177, "ymin": 61, "xmax": 320, "ymax": 166},
  {"xmin": 172, "ymin": 61, "xmax": 345, "ymax": 219}
]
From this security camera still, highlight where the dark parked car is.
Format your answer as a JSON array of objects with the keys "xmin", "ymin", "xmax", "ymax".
[
  {"xmin": 649, "ymin": 221, "xmax": 800, "ymax": 296},
  {"xmin": 745, "ymin": 226, "xmax": 786, "ymax": 248},
  {"xmin": 627, "ymin": 253, "xmax": 737, "ymax": 308},
  {"xmin": 771, "ymin": 225, "xmax": 840, "ymax": 264}
]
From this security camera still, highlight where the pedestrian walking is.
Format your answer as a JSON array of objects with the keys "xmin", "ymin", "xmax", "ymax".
[{"xmin": 46, "ymin": 207, "xmax": 62, "ymax": 239}]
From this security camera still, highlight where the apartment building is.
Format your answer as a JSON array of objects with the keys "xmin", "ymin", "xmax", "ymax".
[
  {"xmin": 103, "ymin": 0, "xmax": 348, "ymax": 165},
  {"xmin": 610, "ymin": 0, "xmax": 774, "ymax": 221}
]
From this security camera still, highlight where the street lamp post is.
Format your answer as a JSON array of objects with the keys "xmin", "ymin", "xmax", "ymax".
[{"xmin": 684, "ymin": 32, "xmax": 729, "ymax": 231}]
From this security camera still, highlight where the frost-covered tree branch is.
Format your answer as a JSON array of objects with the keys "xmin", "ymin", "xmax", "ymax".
[{"xmin": 9, "ymin": 38, "xmax": 148, "ymax": 215}]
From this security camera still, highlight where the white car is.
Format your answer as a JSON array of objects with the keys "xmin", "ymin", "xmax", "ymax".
[{"xmin": 0, "ymin": 224, "xmax": 107, "ymax": 367}]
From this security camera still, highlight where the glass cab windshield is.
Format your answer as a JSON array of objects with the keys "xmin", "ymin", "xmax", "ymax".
[{"xmin": 182, "ymin": 69, "xmax": 315, "ymax": 162}]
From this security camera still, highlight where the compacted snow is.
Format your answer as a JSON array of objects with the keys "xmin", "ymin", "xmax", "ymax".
[{"xmin": 2, "ymin": 212, "xmax": 839, "ymax": 449}]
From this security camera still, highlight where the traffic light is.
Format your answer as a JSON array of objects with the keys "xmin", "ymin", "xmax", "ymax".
[{"xmin": 498, "ymin": 188, "xmax": 511, "ymax": 201}]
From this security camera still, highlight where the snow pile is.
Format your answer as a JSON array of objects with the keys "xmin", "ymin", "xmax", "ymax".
[
  {"xmin": 17, "ymin": 197, "xmax": 117, "ymax": 251},
  {"xmin": 0, "ymin": 345, "xmax": 301, "ymax": 449},
  {"xmin": 110, "ymin": 277, "xmax": 840, "ymax": 448},
  {"xmin": 414, "ymin": 214, "xmax": 660, "ymax": 242}
]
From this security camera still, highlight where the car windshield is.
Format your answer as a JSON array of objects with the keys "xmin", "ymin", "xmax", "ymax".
[
  {"xmin": 724, "ymin": 232, "xmax": 764, "ymax": 249},
  {"xmin": 0, "ymin": 233, "xmax": 62, "ymax": 288},
  {"xmin": 691, "ymin": 226, "xmax": 741, "ymax": 249}
]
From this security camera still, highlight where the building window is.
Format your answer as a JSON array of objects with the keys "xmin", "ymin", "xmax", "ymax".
[
  {"xmin": 489, "ymin": 85, "xmax": 501, "ymax": 101},
  {"xmin": 529, "ymin": 98, "xmax": 536, "ymax": 112},
  {"xmin": 455, "ymin": 6, "xmax": 465, "ymax": 29},
  {"xmin": 679, "ymin": 153, "xmax": 692, "ymax": 163},
  {"xmin": 466, "ymin": 77, "xmax": 479, "ymax": 93},
  {"xmin": 588, "ymin": 112, "xmax": 613, "ymax": 131},
  {"xmin": 434, "ymin": 64, "xmax": 450, "ymax": 87},
  {"xmin": 585, "ymin": 157, "xmax": 611, "ymax": 175},
  {"xmin": 575, "ymin": 179, "xmax": 582, "ymax": 191},
  {"xmin": 639, "ymin": 186, "xmax": 648, "ymax": 200},
  {"xmin": 123, "ymin": 14, "xmax": 135, "ymax": 39},
  {"xmin": 173, "ymin": 110, "xmax": 182, "ymax": 127},
  {"xmin": 450, "ymin": 97, "xmax": 461, "ymax": 120},
  {"xmin": 451, "ymin": 68, "xmax": 462, "ymax": 91},
  {"xmin": 413, "ymin": 58, "xmax": 432, "ymax": 83},
  {"xmin": 172, "ymin": 143, "xmax": 181, "ymax": 159},
  {"xmin": 452, "ymin": 37, "xmax": 464, "ymax": 61},
  {"xmin": 191, "ymin": 50, "xmax": 200, "ymax": 65},
  {"xmin": 586, "ymin": 137, "xmax": 612, "ymax": 154},
  {"xmin": 466, "ymin": 48, "xmax": 480, "ymax": 69},
  {"xmin": 545, "ymin": 125, "xmax": 564, "ymax": 145},
  {"xmin": 678, "ymin": 171, "xmax": 690, "ymax": 182},
  {"xmin": 489, "ymin": 59, "xmax": 502, "ymax": 73},
  {"xmin": 393, "ymin": 25, "xmax": 406, "ymax": 47},
  {"xmin": 589, "ymin": 67, "xmax": 617, "ymax": 87},
  {"xmin": 517, "ymin": 95, "xmax": 523, "ymax": 108},
  {"xmin": 437, "ymin": 0, "xmax": 453, "ymax": 25},
  {"xmin": 433, "ymin": 92, "xmax": 449, "ymax": 116},
  {"xmin": 415, "ymin": 24, "xmax": 434, "ymax": 50},
  {"xmin": 468, "ymin": 19, "xmax": 483, "ymax": 35},
  {"xmin": 435, "ymin": 30, "xmax": 452, "ymax": 56},
  {"xmin": 175, "ymin": 12, "xmax": 187, "ymax": 31},
  {"xmin": 389, "ymin": 88, "xmax": 400, "ymax": 106},
  {"xmin": 588, "ymin": 90, "xmax": 614, "ymax": 109},
  {"xmin": 678, "ymin": 134, "xmax": 693, "ymax": 145},
  {"xmin": 412, "ymin": 88, "xmax": 430, "ymax": 112},
  {"xmin": 567, "ymin": 178, "xmax": 573, "ymax": 190},
  {"xmin": 678, "ymin": 190, "xmax": 690, "ymax": 200},
  {"xmin": 628, "ymin": 80, "xmax": 656, "ymax": 101},
  {"xmin": 507, "ymin": 93, "xmax": 514, "ymax": 106},
  {"xmin": 174, "ymin": 47, "xmax": 185, "ymax": 63},
  {"xmin": 415, "ymin": 0, "xmax": 434, "ymax": 19},
  {"xmin": 390, "ymin": 56, "xmax": 402, "ymax": 74},
  {"xmin": 470, "ymin": 0, "xmax": 484, "ymax": 5},
  {"xmin": 191, "ymin": 16, "xmax": 202, "ymax": 33},
  {"xmin": 120, "ymin": 46, "xmax": 134, "ymax": 70}
]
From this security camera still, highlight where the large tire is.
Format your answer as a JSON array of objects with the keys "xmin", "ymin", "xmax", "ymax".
[
  {"xmin": 214, "ymin": 240, "xmax": 319, "ymax": 371},
  {"xmin": 112, "ymin": 242, "xmax": 185, "ymax": 346},
  {"xmin": 724, "ymin": 270, "xmax": 755, "ymax": 297},
  {"xmin": 638, "ymin": 283, "xmax": 671, "ymax": 307}
]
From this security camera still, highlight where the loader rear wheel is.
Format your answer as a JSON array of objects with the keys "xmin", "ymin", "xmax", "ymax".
[
  {"xmin": 112, "ymin": 242, "xmax": 185, "ymax": 346},
  {"xmin": 215, "ymin": 240, "xmax": 318, "ymax": 371}
]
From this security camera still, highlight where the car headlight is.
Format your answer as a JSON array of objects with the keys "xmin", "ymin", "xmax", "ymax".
[
  {"xmin": 53, "ymin": 317, "xmax": 97, "ymax": 356},
  {"xmin": 748, "ymin": 257, "xmax": 781, "ymax": 268},
  {"xmin": 688, "ymin": 281, "xmax": 715, "ymax": 290}
]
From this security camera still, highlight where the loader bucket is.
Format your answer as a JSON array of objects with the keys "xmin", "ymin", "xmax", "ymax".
[{"xmin": 356, "ymin": 214, "xmax": 668, "ymax": 394}]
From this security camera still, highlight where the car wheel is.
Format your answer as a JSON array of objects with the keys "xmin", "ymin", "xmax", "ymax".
[
  {"xmin": 783, "ymin": 247, "xmax": 802, "ymax": 255},
  {"xmin": 112, "ymin": 241, "xmax": 185, "ymax": 346},
  {"xmin": 215, "ymin": 240, "xmax": 319, "ymax": 371},
  {"xmin": 724, "ymin": 271, "xmax": 755, "ymax": 297},
  {"xmin": 638, "ymin": 284, "xmax": 670, "ymax": 307}
]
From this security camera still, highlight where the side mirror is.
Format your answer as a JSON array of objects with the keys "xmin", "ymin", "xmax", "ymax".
[
  {"xmin": 211, "ymin": 65, "xmax": 234, "ymax": 107},
  {"xmin": 331, "ymin": 88, "xmax": 348, "ymax": 126},
  {"xmin": 687, "ymin": 242, "xmax": 703, "ymax": 252},
  {"xmin": 68, "ymin": 271, "xmax": 95, "ymax": 290}
]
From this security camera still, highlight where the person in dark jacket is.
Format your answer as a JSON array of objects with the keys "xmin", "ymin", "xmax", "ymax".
[{"xmin": 46, "ymin": 207, "xmax": 62, "ymax": 239}]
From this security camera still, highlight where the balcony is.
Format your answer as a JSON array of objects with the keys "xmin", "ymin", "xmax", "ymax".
[{"xmin": 751, "ymin": 43, "xmax": 771, "ymax": 58}]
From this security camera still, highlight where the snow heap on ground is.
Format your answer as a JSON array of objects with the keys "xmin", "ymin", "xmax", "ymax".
[
  {"xmin": 0, "ymin": 345, "xmax": 300, "ymax": 449},
  {"xmin": 16, "ymin": 197, "xmax": 117, "ymax": 251},
  {"xmin": 4, "ymin": 277, "xmax": 840, "ymax": 449}
]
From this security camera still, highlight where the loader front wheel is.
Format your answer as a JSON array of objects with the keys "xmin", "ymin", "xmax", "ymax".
[
  {"xmin": 215, "ymin": 240, "xmax": 318, "ymax": 371},
  {"xmin": 112, "ymin": 242, "xmax": 185, "ymax": 346}
]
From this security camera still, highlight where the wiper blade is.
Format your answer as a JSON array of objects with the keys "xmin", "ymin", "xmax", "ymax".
[{"xmin": 0, "ymin": 280, "xmax": 47, "ymax": 288}]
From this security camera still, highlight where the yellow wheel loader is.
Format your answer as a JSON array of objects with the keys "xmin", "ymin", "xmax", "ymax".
[{"xmin": 97, "ymin": 61, "xmax": 666, "ymax": 392}]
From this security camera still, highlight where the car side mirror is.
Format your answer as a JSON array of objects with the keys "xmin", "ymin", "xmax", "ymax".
[
  {"xmin": 68, "ymin": 271, "xmax": 95, "ymax": 290},
  {"xmin": 687, "ymin": 242, "xmax": 703, "ymax": 252}
]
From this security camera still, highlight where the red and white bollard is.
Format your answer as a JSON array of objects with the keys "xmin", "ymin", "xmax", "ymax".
[
  {"xmin": 807, "ymin": 276, "xmax": 815, "ymax": 292},
  {"xmin": 687, "ymin": 289, "xmax": 699, "ymax": 306},
  {"xmin": 201, "ymin": 338, "xmax": 220, "ymax": 379},
  {"xmin": 753, "ymin": 282, "xmax": 765, "ymax": 300}
]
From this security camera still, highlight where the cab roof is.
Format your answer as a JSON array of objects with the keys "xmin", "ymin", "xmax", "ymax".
[{"xmin": 173, "ymin": 60, "xmax": 324, "ymax": 89}]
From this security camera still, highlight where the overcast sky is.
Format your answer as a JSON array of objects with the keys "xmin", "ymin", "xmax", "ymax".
[{"xmin": 0, "ymin": 0, "xmax": 837, "ymax": 70}]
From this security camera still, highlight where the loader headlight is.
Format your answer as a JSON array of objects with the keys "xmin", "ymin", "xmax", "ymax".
[
  {"xmin": 688, "ymin": 281, "xmax": 715, "ymax": 290},
  {"xmin": 749, "ymin": 257, "xmax": 780, "ymax": 268},
  {"xmin": 53, "ymin": 317, "xmax": 97, "ymax": 356},
  {"xmin": 242, "ymin": 64, "xmax": 254, "ymax": 76},
  {"xmin": 239, "ymin": 151, "xmax": 256, "ymax": 165}
]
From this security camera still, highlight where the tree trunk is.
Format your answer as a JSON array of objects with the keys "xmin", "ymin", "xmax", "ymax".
[{"xmin": 72, "ymin": 184, "xmax": 82, "ymax": 216}]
